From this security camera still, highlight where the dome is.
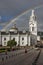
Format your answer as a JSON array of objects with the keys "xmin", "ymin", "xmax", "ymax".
[{"xmin": 9, "ymin": 24, "xmax": 18, "ymax": 32}]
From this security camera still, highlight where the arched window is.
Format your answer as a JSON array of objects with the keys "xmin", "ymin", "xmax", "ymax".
[{"xmin": 32, "ymin": 27, "xmax": 34, "ymax": 31}]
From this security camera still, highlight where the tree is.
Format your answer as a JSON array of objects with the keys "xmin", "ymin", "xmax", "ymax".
[{"xmin": 7, "ymin": 39, "xmax": 17, "ymax": 49}]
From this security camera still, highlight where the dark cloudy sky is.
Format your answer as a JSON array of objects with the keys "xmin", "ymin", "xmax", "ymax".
[{"xmin": 0, "ymin": 0, "xmax": 43, "ymax": 31}]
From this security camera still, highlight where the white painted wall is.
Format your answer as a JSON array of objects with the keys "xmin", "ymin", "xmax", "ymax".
[
  {"xmin": 37, "ymin": 36, "xmax": 40, "ymax": 41},
  {"xmin": 20, "ymin": 35, "xmax": 27, "ymax": 46},
  {"xmin": 28, "ymin": 36, "xmax": 31, "ymax": 46},
  {"xmin": 11, "ymin": 35, "xmax": 19, "ymax": 46},
  {"xmin": 2, "ymin": 35, "xmax": 10, "ymax": 46},
  {"xmin": 29, "ymin": 10, "xmax": 37, "ymax": 36},
  {"xmin": 1, "ymin": 34, "xmax": 30, "ymax": 46},
  {"xmin": 1, "ymin": 34, "xmax": 31, "ymax": 46}
]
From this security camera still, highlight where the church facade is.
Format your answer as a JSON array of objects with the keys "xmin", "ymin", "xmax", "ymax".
[{"xmin": 0, "ymin": 10, "xmax": 38, "ymax": 46}]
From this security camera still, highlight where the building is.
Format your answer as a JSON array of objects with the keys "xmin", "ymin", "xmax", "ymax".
[{"xmin": 0, "ymin": 10, "xmax": 38, "ymax": 46}]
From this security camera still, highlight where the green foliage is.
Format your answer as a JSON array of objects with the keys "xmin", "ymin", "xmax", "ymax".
[
  {"xmin": 7, "ymin": 39, "xmax": 17, "ymax": 47},
  {"xmin": 0, "ymin": 49, "xmax": 6, "ymax": 53},
  {"xmin": 0, "ymin": 50, "xmax": 5, "ymax": 53}
]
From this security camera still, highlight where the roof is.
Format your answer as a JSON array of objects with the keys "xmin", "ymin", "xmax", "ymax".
[{"xmin": 0, "ymin": 31, "xmax": 30, "ymax": 35}]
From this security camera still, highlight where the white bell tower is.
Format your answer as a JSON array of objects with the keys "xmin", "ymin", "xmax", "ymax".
[
  {"xmin": 29, "ymin": 10, "xmax": 37, "ymax": 46},
  {"xmin": 29, "ymin": 10, "xmax": 37, "ymax": 35}
]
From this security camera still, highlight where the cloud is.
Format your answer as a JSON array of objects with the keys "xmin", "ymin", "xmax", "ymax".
[
  {"xmin": 0, "ymin": 0, "xmax": 43, "ymax": 31},
  {"xmin": 0, "ymin": 0, "xmax": 43, "ymax": 16}
]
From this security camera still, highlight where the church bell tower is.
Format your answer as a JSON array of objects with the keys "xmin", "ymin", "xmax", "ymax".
[
  {"xmin": 29, "ymin": 10, "xmax": 37, "ymax": 35},
  {"xmin": 29, "ymin": 10, "xmax": 37, "ymax": 46}
]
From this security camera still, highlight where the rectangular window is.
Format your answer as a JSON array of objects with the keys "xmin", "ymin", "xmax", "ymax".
[
  {"xmin": 22, "ymin": 38, "xmax": 24, "ymax": 40},
  {"xmin": 13, "ymin": 38, "xmax": 15, "ymax": 41},
  {"xmin": 22, "ymin": 42, "xmax": 24, "ymax": 44},
  {"xmin": 4, "ymin": 42, "xmax": 6, "ymax": 45},
  {"xmin": 32, "ymin": 27, "xmax": 34, "ymax": 31},
  {"xmin": 4, "ymin": 38, "xmax": 6, "ymax": 40}
]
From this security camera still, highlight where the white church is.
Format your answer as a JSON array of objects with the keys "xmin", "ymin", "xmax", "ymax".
[{"xmin": 0, "ymin": 10, "xmax": 40, "ymax": 46}]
